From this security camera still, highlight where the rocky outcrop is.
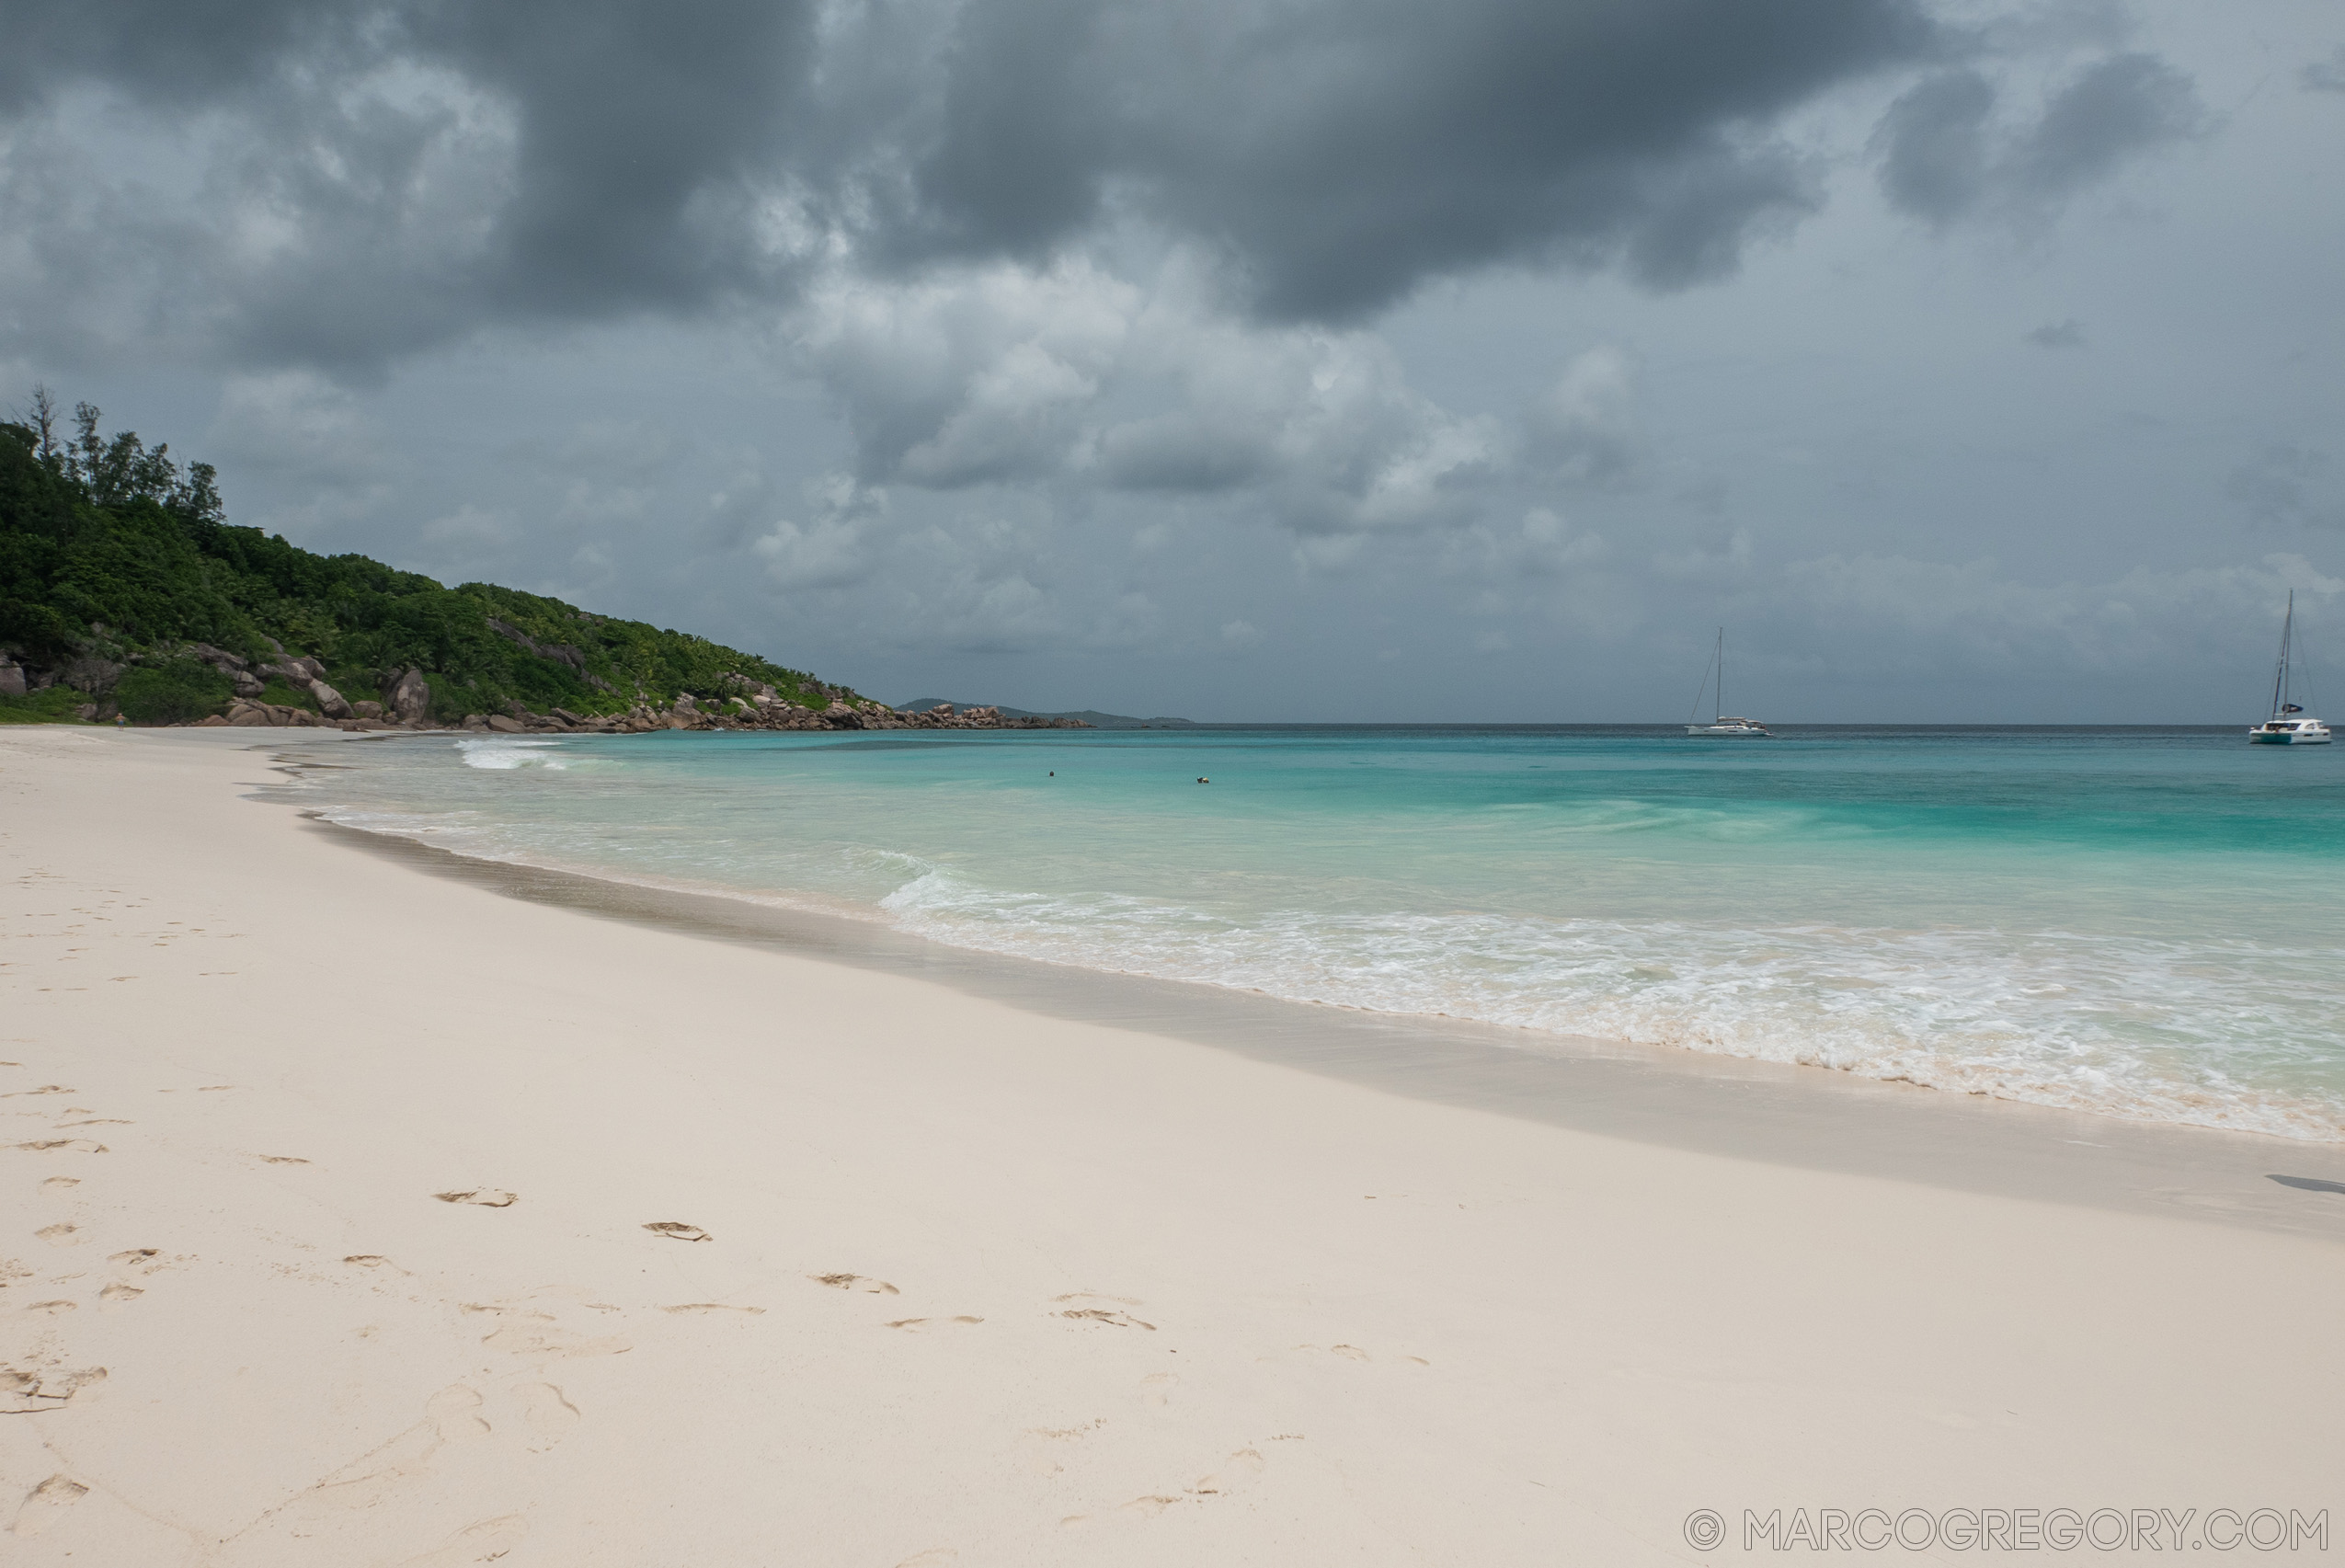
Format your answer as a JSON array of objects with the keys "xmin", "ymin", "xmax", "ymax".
[
  {"xmin": 61, "ymin": 657, "xmax": 125, "ymax": 693},
  {"xmin": 223, "ymin": 699, "xmax": 333, "ymax": 727},
  {"xmin": 876, "ymin": 703, "xmax": 1088, "ymax": 730},
  {"xmin": 162, "ymin": 643, "xmax": 269, "ymax": 697},
  {"xmin": 643, "ymin": 696, "xmax": 1088, "ymax": 732},
  {"xmin": 383, "ymin": 668, "xmax": 432, "ymax": 726},
  {"xmin": 307, "ymin": 679, "xmax": 353, "ymax": 719},
  {"xmin": 165, "ymin": 684, "xmax": 1090, "ymax": 737},
  {"xmin": 258, "ymin": 655, "xmax": 326, "ymax": 686},
  {"xmin": 0, "ymin": 656, "xmax": 23, "ymax": 699}
]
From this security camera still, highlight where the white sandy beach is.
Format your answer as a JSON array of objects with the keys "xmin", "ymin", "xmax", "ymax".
[{"xmin": 3, "ymin": 725, "xmax": 2342, "ymax": 1566}]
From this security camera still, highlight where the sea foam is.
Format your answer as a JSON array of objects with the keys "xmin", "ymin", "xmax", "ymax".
[
  {"xmin": 455, "ymin": 738, "xmax": 569, "ymax": 771},
  {"xmin": 294, "ymin": 726, "xmax": 2345, "ymax": 1143}
]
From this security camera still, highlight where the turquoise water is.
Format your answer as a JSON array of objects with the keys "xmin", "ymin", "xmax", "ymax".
[{"xmin": 303, "ymin": 726, "xmax": 2345, "ymax": 1139}]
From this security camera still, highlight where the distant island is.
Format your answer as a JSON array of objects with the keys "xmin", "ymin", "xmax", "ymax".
[
  {"xmin": 0, "ymin": 397, "xmax": 1082, "ymax": 734},
  {"xmin": 898, "ymin": 700, "xmax": 1198, "ymax": 729}
]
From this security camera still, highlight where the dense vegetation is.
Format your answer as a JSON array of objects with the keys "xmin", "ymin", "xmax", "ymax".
[{"xmin": 0, "ymin": 396, "xmax": 862, "ymax": 725}]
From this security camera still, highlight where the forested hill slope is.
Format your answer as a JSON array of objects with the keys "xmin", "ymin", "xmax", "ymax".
[{"xmin": 0, "ymin": 405, "xmax": 867, "ymax": 727}]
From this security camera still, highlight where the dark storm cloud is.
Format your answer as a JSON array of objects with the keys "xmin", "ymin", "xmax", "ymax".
[
  {"xmin": 0, "ymin": 0, "xmax": 326, "ymax": 117},
  {"xmin": 3, "ymin": 0, "xmax": 818, "ymax": 371},
  {"xmin": 898, "ymin": 0, "xmax": 1939, "ymax": 317},
  {"xmin": 1872, "ymin": 51, "xmax": 2206, "ymax": 224},
  {"xmin": 6, "ymin": 0, "xmax": 2224, "ymax": 378},
  {"xmin": 417, "ymin": 2, "xmax": 818, "ymax": 316},
  {"xmin": 6, "ymin": 0, "xmax": 1953, "ymax": 373},
  {"xmin": 901, "ymin": 0, "xmax": 1111, "ymax": 261},
  {"xmin": 1872, "ymin": 68, "xmax": 1997, "ymax": 219}
]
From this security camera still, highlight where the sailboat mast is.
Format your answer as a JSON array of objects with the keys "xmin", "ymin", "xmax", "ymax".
[
  {"xmin": 1716, "ymin": 628, "xmax": 1725, "ymax": 721},
  {"xmin": 2271, "ymin": 591, "xmax": 2294, "ymax": 721}
]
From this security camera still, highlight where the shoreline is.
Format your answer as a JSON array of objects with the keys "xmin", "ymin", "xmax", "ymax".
[
  {"xmin": 267, "ymin": 734, "xmax": 2345, "ymax": 1233},
  {"xmin": 298, "ymin": 792, "xmax": 2345, "ymax": 1238},
  {"xmin": 286, "ymin": 722, "xmax": 2345, "ymax": 1150},
  {"xmin": 6, "ymin": 727, "xmax": 2342, "ymax": 1564}
]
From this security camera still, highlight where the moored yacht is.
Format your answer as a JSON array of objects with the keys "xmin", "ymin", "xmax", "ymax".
[
  {"xmin": 2249, "ymin": 592, "xmax": 2330, "ymax": 744},
  {"xmin": 1685, "ymin": 629, "xmax": 1771, "ymax": 737}
]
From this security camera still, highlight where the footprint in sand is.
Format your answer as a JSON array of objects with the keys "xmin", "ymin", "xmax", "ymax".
[
  {"xmin": 515, "ymin": 1382, "xmax": 579, "ymax": 1452},
  {"xmin": 34, "ymin": 1224, "xmax": 81, "ymax": 1247},
  {"xmin": 1189, "ymin": 1448, "xmax": 1266, "ymax": 1498},
  {"xmin": 475, "ymin": 1312, "xmax": 631, "ymax": 1361},
  {"xmin": 7, "ymin": 1139, "xmax": 107, "ymax": 1155},
  {"xmin": 432, "ymin": 1189, "xmax": 516, "ymax": 1207},
  {"xmin": 642, "ymin": 1221, "xmax": 710, "ymax": 1242},
  {"xmin": 1275, "ymin": 1342, "xmax": 1428, "ymax": 1367},
  {"xmin": 811, "ymin": 1273, "xmax": 898, "ymax": 1295},
  {"xmin": 660, "ymin": 1302, "xmax": 766, "ymax": 1315},
  {"xmin": 39, "ymin": 1177, "xmax": 76, "ymax": 1191},
  {"xmin": 342, "ymin": 1254, "xmax": 410, "ymax": 1275},
  {"xmin": 0, "ymin": 1365, "xmax": 106, "ymax": 1413},
  {"xmin": 883, "ymin": 1316, "xmax": 984, "ymax": 1332},
  {"xmin": 1054, "ymin": 1291, "xmax": 1155, "ymax": 1328},
  {"xmin": 98, "ymin": 1283, "xmax": 143, "ymax": 1302},
  {"xmin": 1140, "ymin": 1372, "xmax": 1176, "ymax": 1407},
  {"xmin": 1059, "ymin": 1308, "xmax": 1155, "ymax": 1331},
  {"xmin": 1082, "ymin": 1448, "xmax": 1269, "ymax": 1527},
  {"xmin": 395, "ymin": 1513, "xmax": 529, "ymax": 1567},
  {"xmin": 8, "ymin": 1474, "xmax": 88, "ymax": 1539},
  {"xmin": 426, "ymin": 1383, "xmax": 490, "ymax": 1443},
  {"xmin": 23, "ymin": 1301, "xmax": 74, "ymax": 1315},
  {"xmin": 296, "ymin": 1384, "xmax": 493, "ymax": 1516},
  {"xmin": 1021, "ymin": 1421, "xmax": 1104, "ymax": 1477}
]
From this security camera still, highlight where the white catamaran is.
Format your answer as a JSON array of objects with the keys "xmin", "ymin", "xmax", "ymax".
[
  {"xmin": 1685, "ymin": 629, "xmax": 1770, "ymax": 737},
  {"xmin": 2248, "ymin": 591, "xmax": 2330, "ymax": 744}
]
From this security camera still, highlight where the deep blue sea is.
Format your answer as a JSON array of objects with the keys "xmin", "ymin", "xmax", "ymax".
[{"xmin": 303, "ymin": 726, "xmax": 2345, "ymax": 1139}]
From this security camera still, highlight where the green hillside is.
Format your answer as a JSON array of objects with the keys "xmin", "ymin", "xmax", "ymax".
[{"xmin": 0, "ymin": 400, "xmax": 862, "ymax": 726}]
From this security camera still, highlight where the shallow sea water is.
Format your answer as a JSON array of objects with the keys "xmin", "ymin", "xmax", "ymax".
[{"xmin": 302, "ymin": 725, "xmax": 2345, "ymax": 1140}]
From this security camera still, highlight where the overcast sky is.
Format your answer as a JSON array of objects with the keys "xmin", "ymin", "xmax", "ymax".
[{"xmin": 6, "ymin": 0, "xmax": 2340, "ymax": 720}]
